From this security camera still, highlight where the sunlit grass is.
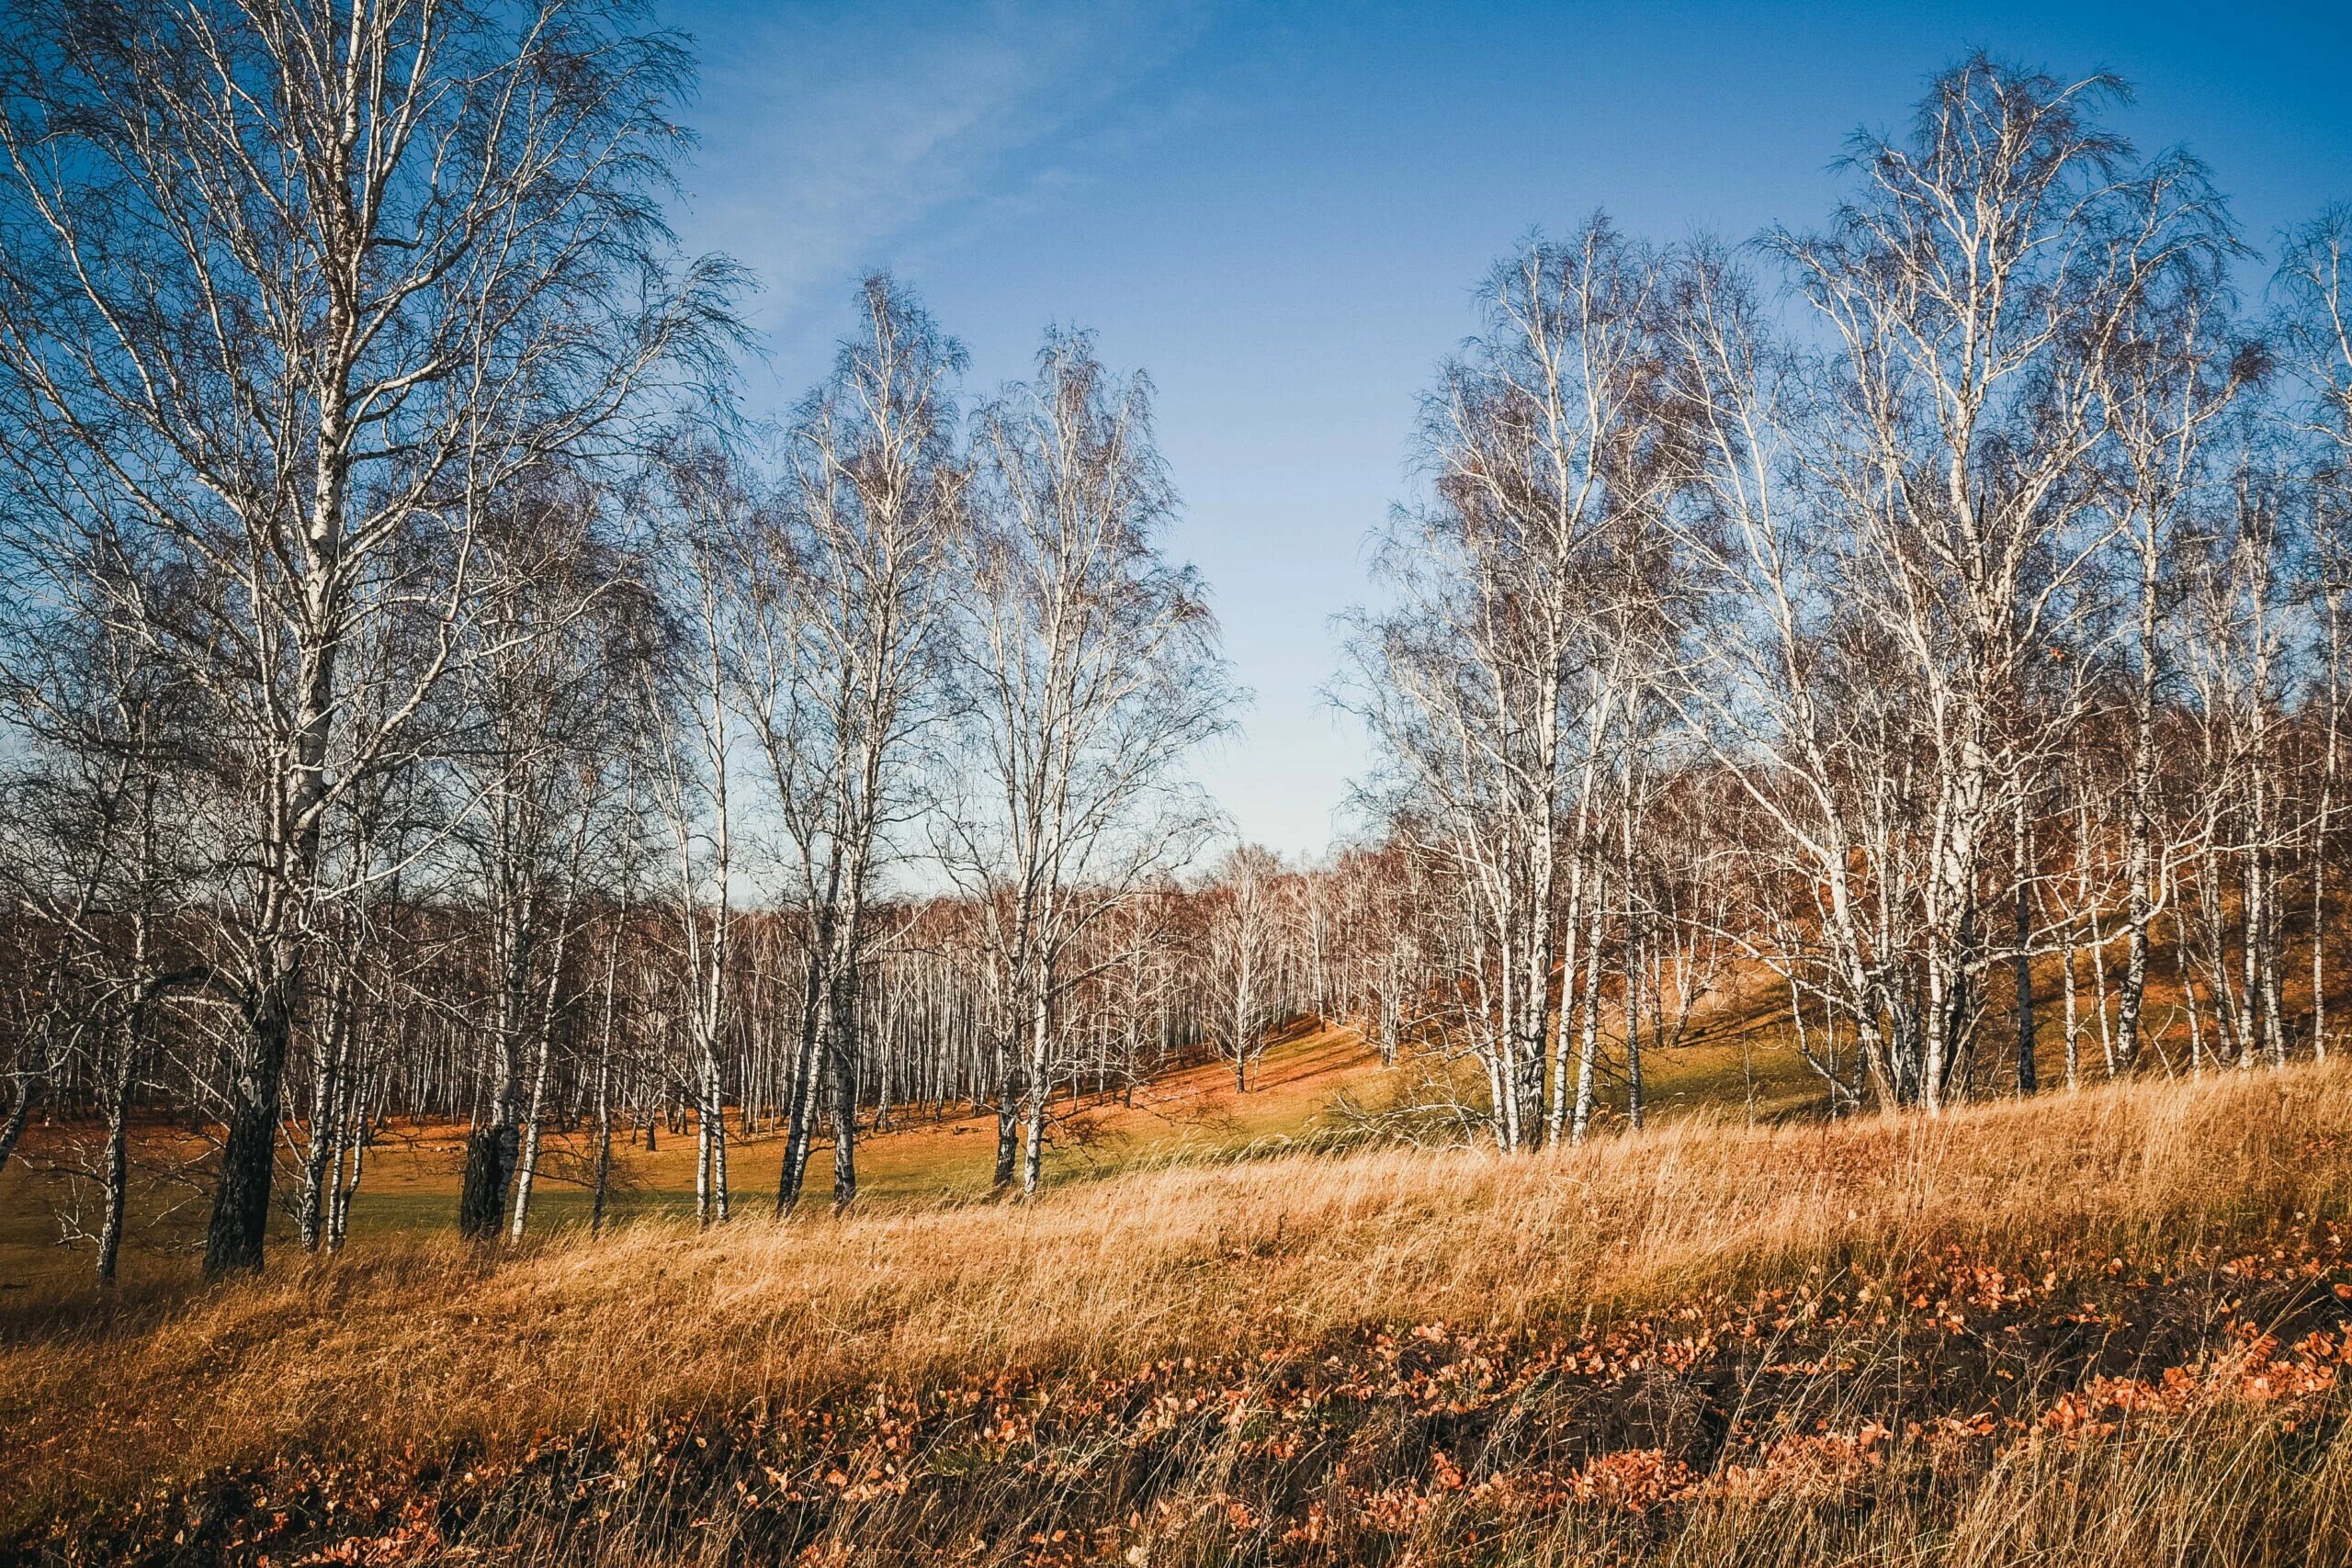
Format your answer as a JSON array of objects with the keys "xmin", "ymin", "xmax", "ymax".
[{"xmin": 5, "ymin": 1060, "xmax": 2350, "ymax": 1562}]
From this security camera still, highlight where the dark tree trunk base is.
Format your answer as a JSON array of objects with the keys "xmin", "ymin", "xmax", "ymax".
[
  {"xmin": 204, "ymin": 997, "xmax": 291, "ymax": 1278},
  {"xmin": 457, "ymin": 1124, "xmax": 519, "ymax": 1239}
]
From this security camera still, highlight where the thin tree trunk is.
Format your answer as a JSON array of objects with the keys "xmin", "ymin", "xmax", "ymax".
[
  {"xmin": 776, "ymin": 949, "xmax": 827, "ymax": 1215},
  {"xmin": 2013, "ymin": 787, "xmax": 2038, "ymax": 1095},
  {"xmin": 2317, "ymin": 589, "xmax": 2342, "ymax": 1061},
  {"xmin": 2118, "ymin": 517, "xmax": 2160, "ymax": 1073},
  {"xmin": 95, "ymin": 1039, "xmax": 135, "ymax": 1286},
  {"xmin": 1570, "ymin": 860, "xmax": 1607, "ymax": 1145},
  {"xmin": 507, "ymin": 1021, "xmax": 555, "ymax": 1243},
  {"xmin": 0, "ymin": 1073, "xmax": 34, "ymax": 1181},
  {"xmin": 829, "ymin": 969, "xmax": 859, "ymax": 1212},
  {"xmin": 590, "ymin": 1058, "xmax": 614, "ymax": 1236},
  {"xmin": 1021, "ymin": 987, "xmax": 1050, "ymax": 1194}
]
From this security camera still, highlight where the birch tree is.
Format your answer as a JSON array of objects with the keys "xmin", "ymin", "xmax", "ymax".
[
  {"xmin": 1343, "ymin": 218, "xmax": 1684, "ymax": 1148},
  {"xmin": 645, "ymin": 442, "xmax": 744, "ymax": 1226},
  {"xmin": 2096, "ymin": 251, "xmax": 2255, "ymax": 1074},
  {"xmin": 442, "ymin": 473, "xmax": 653, "ymax": 1239},
  {"xmin": 744, "ymin": 275, "xmax": 968, "ymax": 1213},
  {"xmin": 942, "ymin": 330, "xmax": 1232, "ymax": 1194},
  {"xmin": 1204, "ymin": 843, "xmax": 1285, "ymax": 1091}
]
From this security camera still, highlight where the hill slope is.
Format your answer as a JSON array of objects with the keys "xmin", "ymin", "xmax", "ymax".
[
  {"xmin": 0, "ymin": 1016, "xmax": 1837, "ymax": 1301},
  {"xmin": 6, "ymin": 1064, "xmax": 2352, "ymax": 1564}
]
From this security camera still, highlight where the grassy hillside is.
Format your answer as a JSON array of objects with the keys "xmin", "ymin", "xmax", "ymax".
[
  {"xmin": 0, "ymin": 1019, "xmax": 1834, "ymax": 1303},
  {"xmin": 5, "ymin": 1063, "xmax": 2352, "ymax": 1564}
]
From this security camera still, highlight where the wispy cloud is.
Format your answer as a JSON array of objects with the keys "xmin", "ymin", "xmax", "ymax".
[{"xmin": 667, "ymin": 0, "xmax": 1218, "ymax": 340}]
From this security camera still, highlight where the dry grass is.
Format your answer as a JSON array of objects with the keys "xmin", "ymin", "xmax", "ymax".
[
  {"xmin": 6, "ymin": 1064, "xmax": 2352, "ymax": 1563},
  {"xmin": 0, "ymin": 1020, "xmax": 1828, "ymax": 1303},
  {"xmin": 0, "ymin": 1024, "xmax": 1396, "ymax": 1299}
]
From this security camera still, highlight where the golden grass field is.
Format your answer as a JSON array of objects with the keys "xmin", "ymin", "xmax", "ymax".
[
  {"xmin": 0, "ymin": 1019, "xmax": 1828, "ymax": 1301},
  {"xmin": 5, "ymin": 1048, "xmax": 2351, "ymax": 1564}
]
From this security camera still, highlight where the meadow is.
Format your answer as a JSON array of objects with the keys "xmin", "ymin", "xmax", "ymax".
[
  {"xmin": 4, "ymin": 1053, "xmax": 2348, "ymax": 1565},
  {"xmin": 0, "ymin": 1019, "xmax": 1828, "ymax": 1299}
]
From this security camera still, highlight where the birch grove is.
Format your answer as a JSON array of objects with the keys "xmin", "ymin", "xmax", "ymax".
[
  {"xmin": 0, "ymin": 0, "xmax": 731, "ymax": 1272},
  {"xmin": 7, "ymin": 39, "xmax": 2352, "ymax": 1278},
  {"xmin": 1345, "ymin": 55, "xmax": 2352, "ymax": 1141}
]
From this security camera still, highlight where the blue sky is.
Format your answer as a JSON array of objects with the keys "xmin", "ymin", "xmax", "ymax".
[{"xmin": 652, "ymin": 0, "xmax": 2352, "ymax": 861}]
